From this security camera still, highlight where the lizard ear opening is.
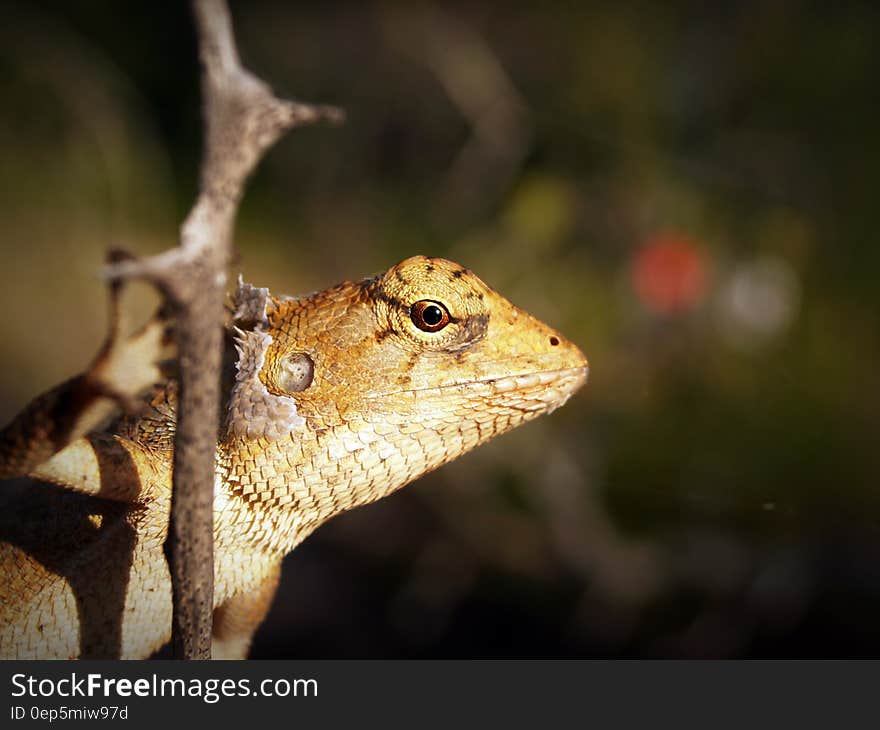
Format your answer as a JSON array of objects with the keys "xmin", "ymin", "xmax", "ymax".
[{"xmin": 277, "ymin": 352, "xmax": 314, "ymax": 393}]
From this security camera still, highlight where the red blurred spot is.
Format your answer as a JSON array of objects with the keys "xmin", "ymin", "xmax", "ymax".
[{"xmin": 631, "ymin": 233, "xmax": 708, "ymax": 315}]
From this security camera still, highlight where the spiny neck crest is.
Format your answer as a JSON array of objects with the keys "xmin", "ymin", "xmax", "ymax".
[{"xmin": 225, "ymin": 277, "xmax": 306, "ymax": 442}]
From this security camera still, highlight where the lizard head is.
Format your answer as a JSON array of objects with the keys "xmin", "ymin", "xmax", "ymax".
[
  {"xmin": 225, "ymin": 256, "xmax": 587, "ymax": 537},
  {"xmin": 258, "ymin": 254, "xmax": 585, "ymax": 427},
  {"xmin": 360, "ymin": 254, "xmax": 588, "ymax": 414}
]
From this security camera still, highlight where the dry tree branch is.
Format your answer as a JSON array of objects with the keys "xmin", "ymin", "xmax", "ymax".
[{"xmin": 107, "ymin": 0, "xmax": 342, "ymax": 659}]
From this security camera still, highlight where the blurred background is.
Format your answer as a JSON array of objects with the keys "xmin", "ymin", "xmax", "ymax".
[{"xmin": 1, "ymin": 1, "xmax": 879, "ymax": 657}]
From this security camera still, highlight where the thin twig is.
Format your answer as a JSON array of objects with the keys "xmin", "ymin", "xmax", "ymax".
[{"xmin": 107, "ymin": 0, "xmax": 342, "ymax": 659}]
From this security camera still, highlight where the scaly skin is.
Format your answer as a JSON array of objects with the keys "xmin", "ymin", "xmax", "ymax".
[{"xmin": 0, "ymin": 256, "xmax": 588, "ymax": 659}]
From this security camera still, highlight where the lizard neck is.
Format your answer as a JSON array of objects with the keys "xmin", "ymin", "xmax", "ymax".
[
  {"xmin": 213, "ymin": 420, "xmax": 444, "ymax": 558},
  {"xmin": 212, "ymin": 370, "xmax": 586, "ymax": 558}
]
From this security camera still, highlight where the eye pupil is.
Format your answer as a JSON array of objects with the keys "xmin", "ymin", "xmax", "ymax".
[
  {"xmin": 423, "ymin": 305, "xmax": 443, "ymax": 326},
  {"xmin": 411, "ymin": 300, "xmax": 450, "ymax": 332}
]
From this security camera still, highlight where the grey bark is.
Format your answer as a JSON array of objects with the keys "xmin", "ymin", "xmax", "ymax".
[{"xmin": 108, "ymin": 0, "xmax": 341, "ymax": 659}]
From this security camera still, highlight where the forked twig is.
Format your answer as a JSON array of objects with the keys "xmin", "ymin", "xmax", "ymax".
[{"xmin": 107, "ymin": 0, "xmax": 342, "ymax": 659}]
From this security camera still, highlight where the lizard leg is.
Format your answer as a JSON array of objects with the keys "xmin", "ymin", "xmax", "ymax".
[
  {"xmin": 26, "ymin": 434, "xmax": 168, "ymax": 503},
  {"xmin": 0, "ymin": 290, "xmax": 169, "ymax": 481},
  {"xmin": 211, "ymin": 562, "xmax": 281, "ymax": 660}
]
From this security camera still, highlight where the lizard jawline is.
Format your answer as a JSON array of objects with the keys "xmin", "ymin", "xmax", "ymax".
[{"xmin": 366, "ymin": 365, "xmax": 589, "ymax": 399}]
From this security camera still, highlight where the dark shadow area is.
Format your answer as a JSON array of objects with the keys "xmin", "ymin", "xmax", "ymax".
[{"xmin": 0, "ymin": 437, "xmax": 141, "ymax": 657}]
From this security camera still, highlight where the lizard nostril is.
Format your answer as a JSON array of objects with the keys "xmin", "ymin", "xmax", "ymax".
[{"xmin": 549, "ymin": 336, "xmax": 559, "ymax": 346}]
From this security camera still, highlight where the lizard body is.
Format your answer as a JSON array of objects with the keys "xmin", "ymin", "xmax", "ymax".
[{"xmin": 0, "ymin": 256, "xmax": 587, "ymax": 659}]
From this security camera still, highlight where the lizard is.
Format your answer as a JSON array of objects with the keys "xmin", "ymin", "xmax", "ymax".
[{"xmin": 0, "ymin": 255, "xmax": 588, "ymax": 659}]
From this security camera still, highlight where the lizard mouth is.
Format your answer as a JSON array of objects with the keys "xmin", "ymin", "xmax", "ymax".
[
  {"xmin": 374, "ymin": 365, "xmax": 589, "ymax": 404},
  {"xmin": 478, "ymin": 365, "xmax": 589, "ymax": 391},
  {"xmin": 472, "ymin": 365, "xmax": 589, "ymax": 412}
]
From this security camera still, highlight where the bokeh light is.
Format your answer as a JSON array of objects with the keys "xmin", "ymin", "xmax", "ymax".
[{"xmin": 631, "ymin": 233, "xmax": 708, "ymax": 315}]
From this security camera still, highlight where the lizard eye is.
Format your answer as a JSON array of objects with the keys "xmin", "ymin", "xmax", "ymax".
[{"xmin": 410, "ymin": 300, "xmax": 450, "ymax": 332}]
